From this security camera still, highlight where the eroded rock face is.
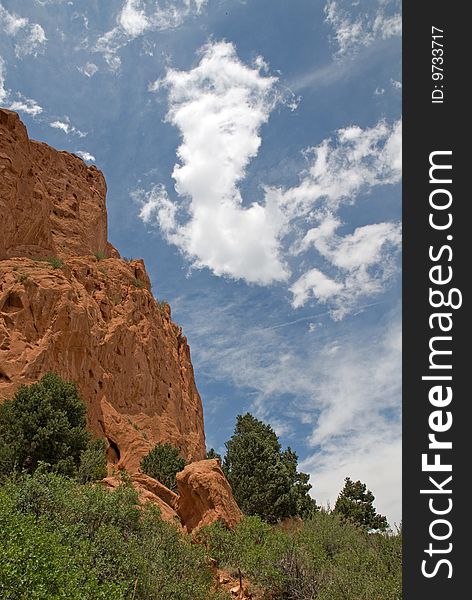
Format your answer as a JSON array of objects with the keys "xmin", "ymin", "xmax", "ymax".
[
  {"xmin": 0, "ymin": 108, "xmax": 205, "ymax": 464},
  {"xmin": 100, "ymin": 462, "xmax": 242, "ymax": 535},
  {"xmin": 176, "ymin": 459, "xmax": 243, "ymax": 533}
]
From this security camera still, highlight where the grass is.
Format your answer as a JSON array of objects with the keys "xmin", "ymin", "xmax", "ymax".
[
  {"xmin": 43, "ymin": 256, "xmax": 64, "ymax": 269},
  {"xmin": 131, "ymin": 278, "xmax": 145, "ymax": 289},
  {"xmin": 94, "ymin": 251, "xmax": 106, "ymax": 261}
]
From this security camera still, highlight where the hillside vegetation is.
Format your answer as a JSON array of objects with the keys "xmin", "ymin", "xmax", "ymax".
[{"xmin": 0, "ymin": 375, "xmax": 401, "ymax": 599}]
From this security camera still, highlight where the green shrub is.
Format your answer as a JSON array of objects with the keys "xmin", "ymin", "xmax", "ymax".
[
  {"xmin": 206, "ymin": 448, "xmax": 222, "ymax": 461},
  {"xmin": 0, "ymin": 472, "xmax": 227, "ymax": 600},
  {"xmin": 78, "ymin": 438, "xmax": 107, "ymax": 483},
  {"xmin": 140, "ymin": 443, "xmax": 185, "ymax": 491},
  {"xmin": 0, "ymin": 373, "xmax": 90, "ymax": 478},
  {"xmin": 0, "ymin": 488, "xmax": 127, "ymax": 600},
  {"xmin": 45, "ymin": 256, "xmax": 64, "ymax": 269},
  {"xmin": 15, "ymin": 272, "xmax": 28, "ymax": 284},
  {"xmin": 94, "ymin": 250, "xmax": 106, "ymax": 260},
  {"xmin": 131, "ymin": 278, "xmax": 145, "ymax": 289},
  {"xmin": 202, "ymin": 513, "xmax": 402, "ymax": 600}
]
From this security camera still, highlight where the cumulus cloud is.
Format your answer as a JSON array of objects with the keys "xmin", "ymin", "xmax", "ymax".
[
  {"xmin": 75, "ymin": 150, "xmax": 96, "ymax": 162},
  {"xmin": 290, "ymin": 219, "xmax": 401, "ymax": 317},
  {"xmin": 49, "ymin": 118, "xmax": 87, "ymax": 137},
  {"xmin": 0, "ymin": 5, "xmax": 47, "ymax": 58},
  {"xmin": 139, "ymin": 40, "xmax": 289, "ymax": 284},
  {"xmin": 139, "ymin": 42, "xmax": 401, "ymax": 315},
  {"xmin": 95, "ymin": 0, "xmax": 208, "ymax": 69},
  {"xmin": 324, "ymin": 0, "xmax": 401, "ymax": 57}
]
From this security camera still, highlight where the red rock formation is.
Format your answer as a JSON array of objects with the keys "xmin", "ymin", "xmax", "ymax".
[
  {"xmin": 0, "ymin": 109, "xmax": 243, "ymax": 533},
  {"xmin": 0, "ymin": 108, "xmax": 205, "ymax": 464},
  {"xmin": 100, "ymin": 474, "xmax": 181, "ymax": 526},
  {"xmin": 177, "ymin": 459, "xmax": 243, "ymax": 533}
]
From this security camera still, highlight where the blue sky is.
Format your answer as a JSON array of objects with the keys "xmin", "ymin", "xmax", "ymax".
[{"xmin": 1, "ymin": 0, "xmax": 402, "ymax": 524}]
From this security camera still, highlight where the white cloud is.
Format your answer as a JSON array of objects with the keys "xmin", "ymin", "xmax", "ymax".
[
  {"xmin": 299, "ymin": 317, "xmax": 402, "ymax": 523},
  {"xmin": 290, "ymin": 218, "xmax": 401, "ymax": 317},
  {"xmin": 141, "ymin": 40, "xmax": 288, "ymax": 284},
  {"xmin": 140, "ymin": 41, "xmax": 401, "ymax": 316},
  {"xmin": 171, "ymin": 287, "xmax": 401, "ymax": 524},
  {"xmin": 8, "ymin": 97, "xmax": 43, "ymax": 117},
  {"xmin": 50, "ymin": 118, "xmax": 87, "ymax": 137},
  {"xmin": 75, "ymin": 150, "xmax": 96, "ymax": 162},
  {"xmin": 119, "ymin": 0, "xmax": 150, "ymax": 36},
  {"xmin": 0, "ymin": 59, "xmax": 43, "ymax": 117},
  {"xmin": 291, "ymin": 269, "xmax": 344, "ymax": 308},
  {"xmin": 325, "ymin": 0, "xmax": 401, "ymax": 57},
  {"xmin": 0, "ymin": 5, "xmax": 47, "ymax": 58},
  {"xmin": 78, "ymin": 62, "xmax": 98, "ymax": 78},
  {"xmin": 0, "ymin": 56, "xmax": 7, "ymax": 103},
  {"xmin": 94, "ymin": 0, "xmax": 208, "ymax": 69}
]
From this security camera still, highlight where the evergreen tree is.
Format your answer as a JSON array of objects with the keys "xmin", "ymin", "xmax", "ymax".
[
  {"xmin": 333, "ymin": 477, "xmax": 389, "ymax": 531},
  {"xmin": 206, "ymin": 448, "xmax": 222, "ymax": 461},
  {"xmin": 0, "ymin": 373, "xmax": 90, "ymax": 477},
  {"xmin": 140, "ymin": 443, "xmax": 186, "ymax": 491},
  {"xmin": 223, "ymin": 413, "xmax": 317, "ymax": 523}
]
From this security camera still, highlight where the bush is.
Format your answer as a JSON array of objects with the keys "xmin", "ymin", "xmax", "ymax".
[
  {"xmin": 0, "ymin": 471, "xmax": 227, "ymax": 600},
  {"xmin": 202, "ymin": 512, "xmax": 402, "ymax": 600},
  {"xmin": 131, "ymin": 278, "xmax": 145, "ymax": 288},
  {"xmin": 78, "ymin": 438, "xmax": 108, "ymax": 483},
  {"xmin": 140, "ymin": 443, "xmax": 185, "ymax": 491},
  {"xmin": 223, "ymin": 413, "xmax": 317, "ymax": 523},
  {"xmin": 0, "ymin": 373, "xmax": 90, "ymax": 478},
  {"xmin": 45, "ymin": 256, "xmax": 64, "ymax": 269}
]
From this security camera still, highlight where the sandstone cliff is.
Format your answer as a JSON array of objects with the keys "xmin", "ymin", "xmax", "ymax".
[{"xmin": 0, "ymin": 108, "xmax": 205, "ymax": 467}]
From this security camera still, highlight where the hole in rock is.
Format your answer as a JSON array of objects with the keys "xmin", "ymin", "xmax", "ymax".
[
  {"xmin": 1, "ymin": 292, "xmax": 24, "ymax": 313},
  {"xmin": 0, "ymin": 368, "xmax": 11, "ymax": 382},
  {"xmin": 107, "ymin": 439, "xmax": 120, "ymax": 463}
]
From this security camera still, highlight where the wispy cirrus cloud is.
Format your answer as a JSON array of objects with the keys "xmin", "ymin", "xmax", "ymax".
[
  {"xmin": 324, "ymin": 0, "xmax": 401, "ymax": 58},
  {"xmin": 49, "ymin": 117, "xmax": 87, "ymax": 137},
  {"xmin": 94, "ymin": 0, "xmax": 208, "ymax": 69},
  {"xmin": 0, "ymin": 4, "xmax": 47, "ymax": 58},
  {"xmin": 171, "ymin": 285, "xmax": 401, "ymax": 524},
  {"xmin": 137, "ymin": 40, "xmax": 401, "ymax": 317}
]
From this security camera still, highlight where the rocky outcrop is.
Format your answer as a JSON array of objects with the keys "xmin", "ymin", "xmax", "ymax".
[
  {"xmin": 177, "ymin": 459, "xmax": 243, "ymax": 533},
  {"xmin": 0, "ymin": 109, "xmax": 243, "ymax": 534},
  {"xmin": 100, "ymin": 474, "xmax": 181, "ymax": 526},
  {"xmin": 0, "ymin": 108, "xmax": 205, "ymax": 464},
  {"xmin": 0, "ymin": 109, "xmax": 115, "ymax": 262},
  {"xmin": 101, "ymin": 462, "xmax": 242, "ymax": 534}
]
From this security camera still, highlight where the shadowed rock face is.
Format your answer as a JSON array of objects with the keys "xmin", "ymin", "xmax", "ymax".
[{"xmin": 0, "ymin": 108, "xmax": 206, "ymax": 465}]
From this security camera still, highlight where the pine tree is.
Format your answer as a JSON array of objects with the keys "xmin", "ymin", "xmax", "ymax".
[
  {"xmin": 223, "ymin": 413, "xmax": 317, "ymax": 522},
  {"xmin": 333, "ymin": 477, "xmax": 389, "ymax": 531}
]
